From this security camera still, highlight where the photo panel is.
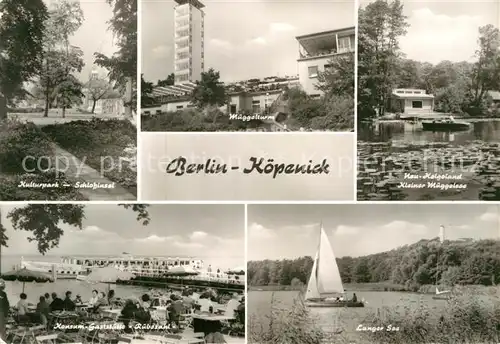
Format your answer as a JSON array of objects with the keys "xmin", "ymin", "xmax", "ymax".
[
  {"xmin": 0, "ymin": 0, "xmax": 138, "ymax": 201},
  {"xmin": 0, "ymin": 203, "xmax": 245, "ymax": 343},
  {"xmin": 139, "ymin": 133, "xmax": 355, "ymax": 201},
  {"xmin": 357, "ymin": 0, "xmax": 500, "ymax": 201},
  {"xmin": 140, "ymin": 0, "xmax": 355, "ymax": 132},
  {"xmin": 247, "ymin": 203, "xmax": 500, "ymax": 344}
]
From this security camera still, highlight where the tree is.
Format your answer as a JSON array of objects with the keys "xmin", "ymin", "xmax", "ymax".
[
  {"xmin": 86, "ymin": 77, "xmax": 114, "ymax": 113},
  {"xmin": 0, "ymin": 204, "xmax": 150, "ymax": 273},
  {"xmin": 38, "ymin": 0, "xmax": 84, "ymax": 117},
  {"xmin": 0, "ymin": 0, "xmax": 48, "ymax": 114},
  {"xmin": 190, "ymin": 68, "xmax": 227, "ymax": 119},
  {"xmin": 94, "ymin": 0, "xmax": 137, "ymax": 120},
  {"xmin": 158, "ymin": 73, "xmax": 174, "ymax": 87},
  {"xmin": 470, "ymin": 24, "xmax": 500, "ymax": 109},
  {"xmin": 358, "ymin": 0, "xmax": 409, "ymax": 120},
  {"xmin": 317, "ymin": 54, "xmax": 354, "ymax": 98},
  {"xmin": 141, "ymin": 74, "xmax": 155, "ymax": 107},
  {"xmin": 53, "ymin": 74, "xmax": 84, "ymax": 113}
]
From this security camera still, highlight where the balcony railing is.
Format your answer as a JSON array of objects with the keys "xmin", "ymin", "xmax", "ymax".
[{"xmin": 299, "ymin": 47, "xmax": 353, "ymax": 59}]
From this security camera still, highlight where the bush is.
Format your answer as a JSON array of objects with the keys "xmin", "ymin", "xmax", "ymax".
[
  {"xmin": 249, "ymin": 294, "xmax": 324, "ymax": 344},
  {"xmin": 360, "ymin": 289, "xmax": 500, "ymax": 344},
  {"xmin": 0, "ymin": 120, "xmax": 54, "ymax": 174},
  {"xmin": 7, "ymin": 107, "xmax": 44, "ymax": 113},
  {"xmin": 141, "ymin": 108, "xmax": 265, "ymax": 132},
  {"xmin": 0, "ymin": 169, "xmax": 87, "ymax": 201}
]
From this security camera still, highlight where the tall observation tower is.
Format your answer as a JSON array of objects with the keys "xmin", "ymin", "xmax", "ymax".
[{"xmin": 173, "ymin": 0, "xmax": 205, "ymax": 85}]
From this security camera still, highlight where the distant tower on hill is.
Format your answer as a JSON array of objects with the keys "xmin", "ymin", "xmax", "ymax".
[{"xmin": 439, "ymin": 225, "xmax": 445, "ymax": 243}]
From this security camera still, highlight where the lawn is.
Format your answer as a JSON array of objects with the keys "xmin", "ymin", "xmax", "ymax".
[{"xmin": 41, "ymin": 118, "xmax": 137, "ymax": 195}]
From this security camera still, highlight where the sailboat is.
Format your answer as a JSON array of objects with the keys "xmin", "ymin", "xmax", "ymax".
[
  {"xmin": 304, "ymin": 224, "xmax": 364, "ymax": 308},
  {"xmin": 432, "ymin": 225, "xmax": 451, "ymax": 300}
]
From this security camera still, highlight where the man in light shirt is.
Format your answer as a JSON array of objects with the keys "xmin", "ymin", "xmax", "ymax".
[{"xmin": 224, "ymin": 293, "xmax": 240, "ymax": 319}]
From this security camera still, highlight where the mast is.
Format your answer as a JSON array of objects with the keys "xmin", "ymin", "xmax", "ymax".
[{"xmin": 436, "ymin": 225, "xmax": 445, "ymax": 289}]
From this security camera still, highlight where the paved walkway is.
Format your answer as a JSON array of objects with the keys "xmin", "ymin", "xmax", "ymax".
[{"xmin": 53, "ymin": 144, "xmax": 136, "ymax": 201}]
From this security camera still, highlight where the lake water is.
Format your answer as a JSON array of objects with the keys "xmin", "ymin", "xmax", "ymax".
[
  {"xmin": 358, "ymin": 120, "xmax": 500, "ymax": 145},
  {"xmin": 247, "ymin": 290, "xmax": 497, "ymax": 344}
]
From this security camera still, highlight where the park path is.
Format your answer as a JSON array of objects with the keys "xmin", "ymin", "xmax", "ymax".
[{"xmin": 53, "ymin": 144, "xmax": 136, "ymax": 201}]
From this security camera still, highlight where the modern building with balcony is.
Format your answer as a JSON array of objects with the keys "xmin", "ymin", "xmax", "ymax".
[
  {"xmin": 296, "ymin": 26, "xmax": 355, "ymax": 96},
  {"xmin": 173, "ymin": 0, "xmax": 205, "ymax": 85}
]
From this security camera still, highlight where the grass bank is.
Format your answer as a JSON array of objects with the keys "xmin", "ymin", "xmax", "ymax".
[
  {"xmin": 41, "ymin": 118, "xmax": 137, "ymax": 195},
  {"xmin": 359, "ymin": 289, "xmax": 500, "ymax": 343},
  {"xmin": 0, "ymin": 120, "xmax": 86, "ymax": 200},
  {"xmin": 249, "ymin": 293, "xmax": 324, "ymax": 344}
]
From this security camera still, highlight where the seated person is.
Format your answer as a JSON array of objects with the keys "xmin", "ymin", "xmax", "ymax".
[
  {"xmin": 36, "ymin": 296, "xmax": 50, "ymax": 326},
  {"xmin": 88, "ymin": 290, "xmax": 99, "ymax": 306},
  {"xmin": 108, "ymin": 290, "xmax": 117, "ymax": 307},
  {"xmin": 225, "ymin": 293, "xmax": 240, "ymax": 319},
  {"xmin": 92, "ymin": 292, "xmax": 109, "ymax": 313},
  {"xmin": 141, "ymin": 294, "xmax": 150, "ymax": 309},
  {"xmin": 167, "ymin": 294, "xmax": 184, "ymax": 328},
  {"xmin": 63, "ymin": 291, "xmax": 76, "ymax": 311},
  {"xmin": 49, "ymin": 293, "xmax": 64, "ymax": 312},
  {"xmin": 16, "ymin": 293, "xmax": 30, "ymax": 324},
  {"xmin": 74, "ymin": 295, "xmax": 83, "ymax": 305},
  {"xmin": 197, "ymin": 294, "xmax": 213, "ymax": 313}
]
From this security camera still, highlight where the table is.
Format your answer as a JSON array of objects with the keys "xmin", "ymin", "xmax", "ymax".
[
  {"xmin": 120, "ymin": 334, "xmax": 204, "ymax": 344},
  {"xmin": 101, "ymin": 309, "xmax": 122, "ymax": 320},
  {"xmin": 190, "ymin": 314, "xmax": 234, "ymax": 336}
]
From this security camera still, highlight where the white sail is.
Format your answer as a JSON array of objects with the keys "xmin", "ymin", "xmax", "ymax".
[
  {"xmin": 305, "ymin": 252, "xmax": 320, "ymax": 300},
  {"xmin": 435, "ymin": 287, "xmax": 450, "ymax": 295},
  {"xmin": 317, "ymin": 227, "xmax": 344, "ymax": 294}
]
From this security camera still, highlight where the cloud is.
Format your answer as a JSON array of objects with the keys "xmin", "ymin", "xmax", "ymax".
[
  {"xmin": 151, "ymin": 45, "xmax": 171, "ymax": 59},
  {"xmin": 248, "ymin": 223, "xmax": 276, "ymax": 239},
  {"xmin": 135, "ymin": 234, "xmax": 170, "ymax": 243},
  {"xmin": 400, "ymin": 8, "xmax": 483, "ymax": 63},
  {"xmin": 381, "ymin": 220, "xmax": 428, "ymax": 235},
  {"xmin": 209, "ymin": 38, "xmax": 232, "ymax": 50},
  {"xmin": 248, "ymin": 37, "xmax": 267, "ymax": 45},
  {"xmin": 479, "ymin": 208, "xmax": 499, "ymax": 222},
  {"xmin": 335, "ymin": 225, "xmax": 359, "ymax": 236},
  {"xmin": 190, "ymin": 231, "xmax": 208, "ymax": 240},
  {"xmin": 270, "ymin": 22, "xmax": 295, "ymax": 33}
]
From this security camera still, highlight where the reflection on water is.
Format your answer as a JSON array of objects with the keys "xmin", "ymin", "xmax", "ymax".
[{"xmin": 358, "ymin": 120, "xmax": 500, "ymax": 144}]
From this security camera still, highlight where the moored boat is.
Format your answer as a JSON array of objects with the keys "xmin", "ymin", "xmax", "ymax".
[{"xmin": 422, "ymin": 120, "xmax": 471, "ymax": 131}]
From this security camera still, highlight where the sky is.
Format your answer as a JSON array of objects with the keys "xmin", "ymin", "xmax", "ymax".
[
  {"xmin": 140, "ymin": 133, "xmax": 354, "ymax": 201},
  {"xmin": 1, "ymin": 204, "xmax": 245, "ymax": 270},
  {"xmin": 141, "ymin": 0, "xmax": 355, "ymax": 82},
  {"xmin": 361, "ymin": 0, "xmax": 499, "ymax": 64},
  {"xmin": 43, "ymin": 0, "xmax": 118, "ymax": 81},
  {"xmin": 248, "ymin": 204, "xmax": 500, "ymax": 261}
]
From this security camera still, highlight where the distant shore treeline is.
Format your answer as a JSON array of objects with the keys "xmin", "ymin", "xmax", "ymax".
[{"xmin": 248, "ymin": 238, "xmax": 500, "ymax": 291}]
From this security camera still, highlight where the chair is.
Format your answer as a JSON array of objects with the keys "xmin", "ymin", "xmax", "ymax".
[
  {"xmin": 9, "ymin": 324, "xmax": 47, "ymax": 344},
  {"xmin": 35, "ymin": 333, "xmax": 59, "ymax": 344}
]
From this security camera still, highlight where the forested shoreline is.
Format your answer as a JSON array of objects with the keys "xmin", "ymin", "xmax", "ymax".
[{"xmin": 248, "ymin": 238, "xmax": 500, "ymax": 291}]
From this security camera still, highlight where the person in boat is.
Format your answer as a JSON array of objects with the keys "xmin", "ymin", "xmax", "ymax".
[
  {"xmin": 352, "ymin": 293, "xmax": 358, "ymax": 303},
  {"xmin": 63, "ymin": 291, "xmax": 76, "ymax": 311},
  {"xmin": 49, "ymin": 292, "xmax": 64, "ymax": 312},
  {"xmin": 339, "ymin": 295, "xmax": 345, "ymax": 302},
  {"xmin": 449, "ymin": 115, "xmax": 455, "ymax": 122}
]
